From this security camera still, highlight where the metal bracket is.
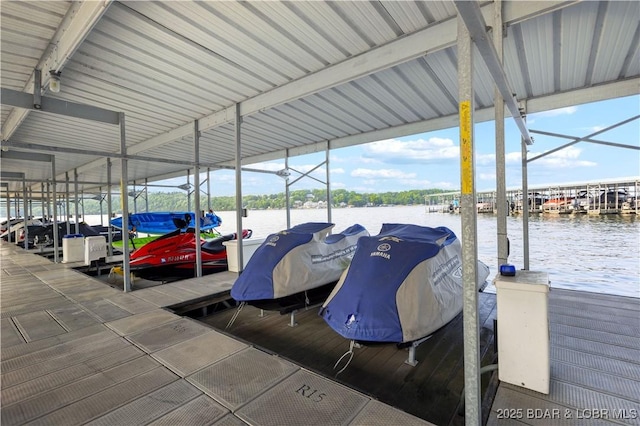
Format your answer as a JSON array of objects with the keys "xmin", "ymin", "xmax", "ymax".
[{"xmin": 404, "ymin": 335, "xmax": 433, "ymax": 366}]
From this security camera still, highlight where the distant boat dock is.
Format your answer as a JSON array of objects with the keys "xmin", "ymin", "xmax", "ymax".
[{"xmin": 426, "ymin": 179, "xmax": 639, "ymax": 215}]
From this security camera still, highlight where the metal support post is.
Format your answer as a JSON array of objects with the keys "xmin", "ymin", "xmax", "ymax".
[
  {"xmin": 234, "ymin": 104, "xmax": 244, "ymax": 271},
  {"xmin": 458, "ymin": 15, "xmax": 482, "ymax": 426},
  {"xmin": 285, "ymin": 150, "xmax": 291, "ymax": 228},
  {"xmin": 51, "ymin": 158, "xmax": 59, "ymax": 263},
  {"xmin": 46, "ymin": 181, "xmax": 51, "ymax": 222},
  {"xmin": 5, "ymin": 186, "xmax": 10, "ymax": 243},
  {"xmin": 145, "ymin": 178, "xmax": 149, "ymax": 212},
  {"xmin": 207, "ymin": 168, "xmax": 212, "ymax": 211},
  {"xmin": 106, "ymin": 158, "xmax": 113, "ymax": 257},
  {"xmin": 326, "ymin": 142, "xmax": 332, "ymax": 224},
  {"xmin": 194, "ymin": 120, "xmax": 202, "ymax": 277},
  {"xmin": 494, "ymin": 0, "xmax": 508, "ymax": 266},
  {"xmin": 22, "ymin": 177, "xmax": 28, "ymax": 248},
  {"xmin": 65, "ymin": 172, "xmax": 71, "ymax": 236},
  {"xmin": 119, "ymin": 112, "xmax": 131, "ymax": 292},
  {"xmin": 41, "ymin": 183, "xmax": 45, "ymax": 220},
  {"xmin": 186, "ymin": 170, "xmax": 191, "ymax": 212},
  {"xmin": 74, "ymin": 169, "xmax": 79, "ymax": 233},
  {"xmin": 521, "ymin": 110, "xmax": 530, "ymax": 270}
]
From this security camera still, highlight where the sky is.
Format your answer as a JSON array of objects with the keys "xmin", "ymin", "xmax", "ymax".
[{"xmin": 156, "ymin": 94, "xmax": 639, "ymax": 196}]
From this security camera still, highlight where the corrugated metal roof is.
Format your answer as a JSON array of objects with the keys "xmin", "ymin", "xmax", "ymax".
[{"xmin": 1, "ymin": 0, "xmax": 639, "ymax": 195}]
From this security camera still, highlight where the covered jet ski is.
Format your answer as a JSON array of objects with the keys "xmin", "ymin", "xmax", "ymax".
[
  {"xmin": 1, "ymin": 218, "xmax": 43, "ymax": 241},
  {"xmin": 1, "ymin": 218, "xmax": 24, "ymax": 233},
  {"xmin": 110, "ymin": 211, "xmax": 222, "ymax": 235},
  {"xmin": 320, "ymin": 223, "xmax": 490, "ymax": 345},
  {"xmin": 10, "ymin": 222, "xmax": 115, "ymax": 249},
  {"xmin": 230, "ymin": 222, "xmax": 369, "ymax": 311},
  {"xmin": 126, "ymin": 228, "xmax": 252, "ymax": 281}
]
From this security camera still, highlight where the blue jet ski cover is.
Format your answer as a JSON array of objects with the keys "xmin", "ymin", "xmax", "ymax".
[
  {"xmin": 231, "ymin": 222, "xmax": 369, "ymax": 301},
  {"xmin": 110, "ymin": 211, "xmax": 221, "ymax": 235},
  {"xmin": 319, "ymin": 223, "xmax": 490, "ymax": 344}
]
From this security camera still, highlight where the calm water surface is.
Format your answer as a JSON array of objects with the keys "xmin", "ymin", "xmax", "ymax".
[
  {"xmin": 90, "ymin": 206, "xmax": 639, "ymax": 298},
  {"xmin": 217, "ymin": 205, "xmax": 639, "ymax": 299}
]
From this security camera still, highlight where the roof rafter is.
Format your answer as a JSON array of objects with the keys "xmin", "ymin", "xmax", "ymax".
[
  {"xmin": 128, "ymin": 1, "xmax": 574, "ymax": 156},
  {"xmin": 1, "ymin": 1, "xmax": 112, "ymax": 141}
]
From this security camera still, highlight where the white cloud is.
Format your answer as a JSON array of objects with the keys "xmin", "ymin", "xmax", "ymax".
[
  {"xmin": 331, "ymin": 167, "xmax": 345, "ymax": 174},
  {"xmin": 476, "ymin": 153, "xmax": 496, "ymax": 166},
  {"xmin": 214, "ymin": 173, "xmax": 236, "ymax": 184},
  {"xmin": 363, "ymin": 137, "xmax": 459, "ymax": 163},
  {"xmin": 475, "ymin": 148, "xmax": 596, "ymax": 169},
  {"xmin": 330, "ymin": 154, "xmax": 346, "ymax": 163},
  {"xmin": 245, "ymin": 161, "xmax": 284, "ymax": 172},
  {"xmin": 506, "ymin": 152, "xmax": 522, "ymax": 163},
  {"xmin": 431, "ymin": 181, "xmax": 458, "ymax": 190},
  {"xmin": 400, "ymin": 178, "xmax": 432, "ymax": 187},
  {"xmin": 531, "ymin": 106, "xmax": 578, "ymax": 118},
  {"xmin": 351, "ymin": 168, "xmax": 417, "ymax": 179},
  {"xmin": 358, "ymin": 156, "xmax": 383, "ymax": 165},
  {"xmin": 528, "ymin": 146, "xmax": 597, "ymax": 168},
  {"xmin": 479, "ymin": 173, "xmax": 496, "ymax": 181}
]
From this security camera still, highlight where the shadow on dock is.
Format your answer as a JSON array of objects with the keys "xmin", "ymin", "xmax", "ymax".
[{"xmin": 198, "ymin": 291, "xmax": 498, "ymax": 426}]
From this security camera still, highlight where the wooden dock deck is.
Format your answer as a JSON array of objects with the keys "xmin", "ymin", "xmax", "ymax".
[
  {"xmin": 2, "ymin": 240, "xmax": 638, "ymax": 425},
  {"xmin": 0, "ymin": 242, "xmax": 434, "ymax": 426},
  {"xmin": 201, "ymin": 291, "xmax": 498, "ymax": 425},
  {"xmin": 488, "ymin": 289, "xmax": 640, "ymax": 425}
]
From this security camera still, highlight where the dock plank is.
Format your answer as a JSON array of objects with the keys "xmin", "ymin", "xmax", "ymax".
[
  {"xmin": 1, "ymin": 357, "xmax": 163, "ymax": 425},
  {"xmin": 147, "ymin": 394, "xmax": 229, "ymax": 426},
  {"xmin": 13, "ymin": 311, "xmax": 67, "ymax": 342},
  {"xmin": 84, "ymin": 380, "xmax": 201, "ymax": 426},
  {"xmin": 489, "ymin": 288, "xmax": 640, "ymax": 426},
  {"xmin": 48, "ymin": 305, "xmax": 102, "ymax": 331},
  {"xmin": 1, "ymin": 329, "xmax": 119, "ymax": 373},
  {"xmin": 1, "ymin": 337, "xmax": 133, "ymax": 389},
  {"xmin": 0, "ymin": 323, "xmax": 108, "ymax": 361},
  {"xmin": 203, "ymin": 292, "xmax": 498, "ymax": 425},
  {"xmin": 1, "ymin": 318, "xmax": 25, "ymax": 348},
  {"xmin": 1, "ymin": 345, "xmax": 143, "ymax": 405},
  {"xmin": 26, "ymin": 367, "xmax": 179, "ymax": 426},
  {"xmin": 4, "ymin": 244, "xmax": 637, "ymax": 426}
]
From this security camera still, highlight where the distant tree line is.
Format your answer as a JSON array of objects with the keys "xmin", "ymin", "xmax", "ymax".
[{"xmin": 80, "ymin": 188, "xmax": 449, "ymax": 215}]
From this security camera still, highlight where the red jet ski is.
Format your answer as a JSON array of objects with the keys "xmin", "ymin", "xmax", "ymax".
[{"xmin": 128, "ymin": 228, "xmax": 252, "ymax": 281}]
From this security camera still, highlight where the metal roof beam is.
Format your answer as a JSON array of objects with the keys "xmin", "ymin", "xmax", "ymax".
[
  {"xmin": 220, "ymin": 77, "xmax": 638, "ymax": 167},
  {"xmin": 529, "ymin": 130, "xmax": 640, "ymax": 151},
  {"xmin": 128, "ymin": 1, "xmax": 572, "ymax": 156},
  {"xmin": 454, "ymin": 0, "xmax": 533, "ymax": 145},
  {"xmin": 1, "ymin": 88, "xmax": 120, "ymax": 126},
  {"xmin": 528, "ymin": 115, "xmax": 639, "ymax": 162},
  {"xmin": 2, "ymin": 141, "xmax": 225, "ymax": 170},
  {"xmin": 0, "ymin": 150, "xmax": 52, "ymax": 163},
  {"xmin": 0, "ymin": 178, "xmax": 104, "ymax": 185},
  {"xmin": 1, "ymin": 172, "xmax": 25, "ymax": 179},
  {"xmin": 0, "ymin": 140, "xmax": 281, "ymax": 174},
  {"xmin": 1, "ymin": 1, "xmax": 112, "ymax": 141}
]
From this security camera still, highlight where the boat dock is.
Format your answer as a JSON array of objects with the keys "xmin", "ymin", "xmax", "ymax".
[
  {"xmin": 488, "ymin": 289, "xmax": 640, "ymax": 425},
  {"xmin": 0, "ymin": 242, "xmax": 434, "ymax": 426},
  {"xmin": 426, "ymin": 179, "xmax": 640, "ymax": 215},
  {"xmin": 2, "ymin": 241, "xmax": 639, "ymax": 425}
]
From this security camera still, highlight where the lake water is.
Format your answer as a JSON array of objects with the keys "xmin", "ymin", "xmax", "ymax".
[{"xmin": 85, "ymin": 206, "xmax": 639, "ymax": 299}]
